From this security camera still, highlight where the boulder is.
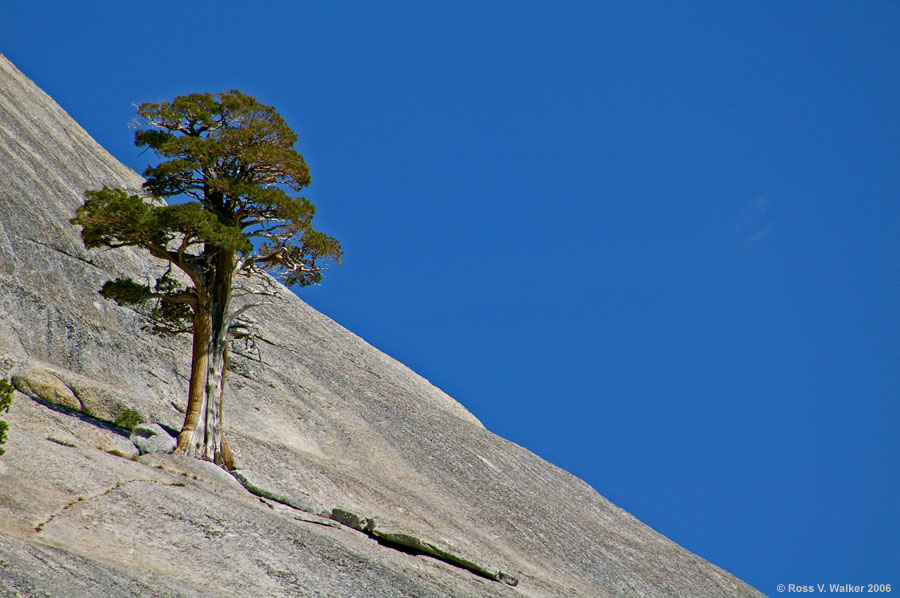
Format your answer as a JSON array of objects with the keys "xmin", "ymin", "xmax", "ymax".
[
  {"xmin": 12, "ymin": 368, "xmax": 82, "ymax": 412},
  {"xmin": 129, "ymin": 423, "xmax": 176, "ymax": 455}
]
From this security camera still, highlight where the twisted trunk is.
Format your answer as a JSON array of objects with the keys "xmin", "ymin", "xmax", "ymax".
[
  {"xmin": 174, "ymin": 292, "xmax": 210, "ymax": 454},
  {"xmin": 173, "ymin": 249, "xmax": 235, "ymax": 469}
]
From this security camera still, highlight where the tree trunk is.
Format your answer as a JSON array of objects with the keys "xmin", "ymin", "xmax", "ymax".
[
  {"xmin": 173, "ymin": 249, "xmax": 235, "ymax": 469},
  {"xmin": 173, "ymin": 288, "xmax": 211, "ymax": 455}
]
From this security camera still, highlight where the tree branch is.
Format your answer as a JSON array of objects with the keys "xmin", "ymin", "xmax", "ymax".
[
  {"xmin": 152, "ymin": 292, "xmax": 198, "ymax": 308},
  {"xmin": 225, "ymin": 302, "xmax": 272, "ymax": 331},
  {"xmin": 249, "ymin": 247, "xmax": 316, "ymax": 274},
  {"xmin": 147, "ymin": 242, "xmax": 203, "ymax": 287}
]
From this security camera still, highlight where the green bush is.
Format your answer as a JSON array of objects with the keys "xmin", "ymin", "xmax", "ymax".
[
  {"xmin": 114, "ymin": 407, "xmax": 143, "ymax": 430},
  {"xmin": 0, "ymin": 379, "xmax": 13, "ymax": 455}
]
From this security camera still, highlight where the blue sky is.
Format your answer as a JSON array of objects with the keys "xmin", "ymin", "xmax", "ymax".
[{"xmin": 3, "ymin": 2, "xmax": 899, "ymax": 594}]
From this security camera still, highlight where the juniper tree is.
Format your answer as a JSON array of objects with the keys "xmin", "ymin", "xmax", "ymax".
[{"xmin": 72, "ymin": 91, "xmax": 341, "ymax": 467}]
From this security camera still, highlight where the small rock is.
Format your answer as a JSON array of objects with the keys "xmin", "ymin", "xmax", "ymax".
[
  {"xmin": 130, "ymin": 423, "xmax": 176, "ymax": 455},
  {"xmin": 331, "ymin": 508, "xmax": 375, "ymax": 533}
]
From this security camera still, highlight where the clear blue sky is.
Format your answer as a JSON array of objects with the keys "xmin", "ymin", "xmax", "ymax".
[{"xmin": 3, "ymin": 2, "xmax": 898, "ymax": 594}]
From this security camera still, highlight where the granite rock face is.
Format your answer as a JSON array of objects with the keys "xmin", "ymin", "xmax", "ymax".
[
  {"xmin": 130, "ymin": 423, "xmax": 176, "ymax": 455},
  {"xmin": 0, "ymin": 53, "xmax": 764, "ymax": 597}
]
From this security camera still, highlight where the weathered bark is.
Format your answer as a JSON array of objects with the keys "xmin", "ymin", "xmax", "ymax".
[
  {"xmin": 174, "ymin": 289, "xmax": 211, "ymax": 455},
  {"xmin": 173, "ymin": 249, "xmax": 235, "ymax": 469}
]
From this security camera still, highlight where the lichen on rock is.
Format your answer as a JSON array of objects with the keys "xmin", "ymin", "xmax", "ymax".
[{"xmin": 12, "ymin": 368, "xmax": 83, "ymax": 412}]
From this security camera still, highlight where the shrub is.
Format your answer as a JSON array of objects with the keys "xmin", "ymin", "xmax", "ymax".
[
  {"xmin": 114, "ymin": 407, "xmax": 143, "ymax": 430},
  {"xmin": 0, "ymin": 379, "xmax": 13, "ymax": 455}
]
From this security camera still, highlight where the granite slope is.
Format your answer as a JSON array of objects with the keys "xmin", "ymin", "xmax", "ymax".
[{"xmin": 0, "ymin": 53, "xmax": 764, "ymax": 597}]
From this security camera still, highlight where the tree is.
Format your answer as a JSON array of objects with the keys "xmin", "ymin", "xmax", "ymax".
[{"xmin": 71, "ymin": 90, "xmax": 341, "ymax": 468}]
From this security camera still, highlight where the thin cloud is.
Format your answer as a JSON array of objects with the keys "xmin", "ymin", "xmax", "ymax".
[{"xmin": 735, "ymin": 195, "xmax": 775, "ymax": 248}]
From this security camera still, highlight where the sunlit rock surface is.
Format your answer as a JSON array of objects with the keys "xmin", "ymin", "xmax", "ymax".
[{"xmin": 0, "ymin": 53, "xmax": 763, "ymax": 597}]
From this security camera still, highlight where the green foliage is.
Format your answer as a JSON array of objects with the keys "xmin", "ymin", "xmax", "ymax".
[
  {"xmin": 260, "ymin": 229, "xmax": 343, "ymax": 287},
  {"xmin": 70, "ymin": 90, "xmax": 342, "ymax": 461},
  {"xmin": 100, "ymin": 277, "xmax": 152, "ymax": 305},
  {"xmin": 71, "ymin": 89, "xmax": 342, "ymax": 315},
  {"xmin": 101, "ymin": 273, "xmax": 193, "ymax": 336},
  {"xmin": 136, "ymin": 90, "xmax": 311, "ymax": 197},
  {"xmin": 146, "ymin": 271, "xmax": 193, "ymax": 335},
  {"xmin": 0, "ymin": 379, "xmax": 13, "ymax": 456},
  {"xmin": 71, "ymin": 187, "xmax": 249, "ymax": 255},
  {"xmin": 114, "ymin": 407, "xmax": 143, "ymax": 430},
  {"xmin": 0, "ymin": 380, "xmax": 12, "ymax": 411}
]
